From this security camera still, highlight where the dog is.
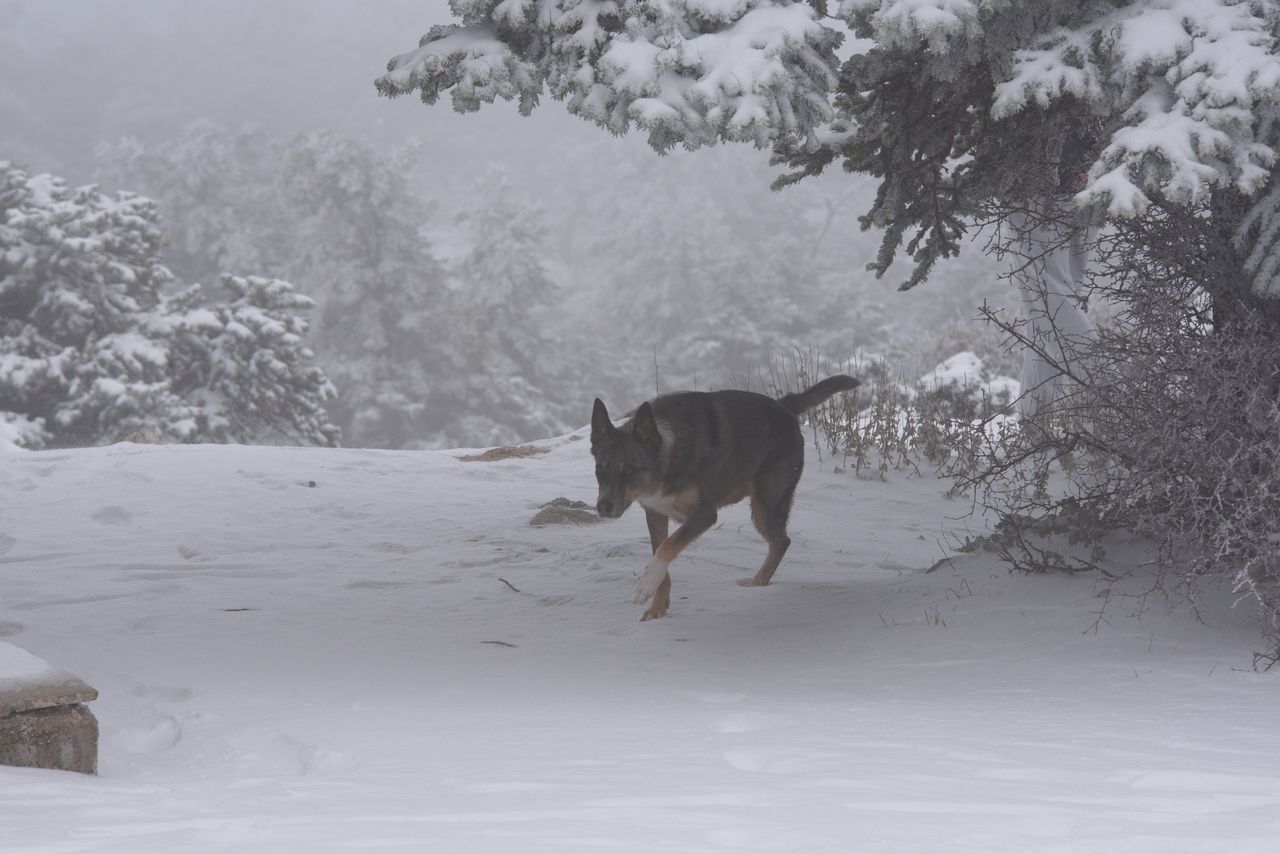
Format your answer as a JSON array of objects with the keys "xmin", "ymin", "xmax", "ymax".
[{"xmin": 590, "ymin": 375, "xmax": 859, "ymax": 620}]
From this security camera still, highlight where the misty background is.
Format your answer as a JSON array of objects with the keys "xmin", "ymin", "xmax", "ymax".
[{"xmin": 0, "ymin": 0, "xmax": 1013, "ymax": 449}]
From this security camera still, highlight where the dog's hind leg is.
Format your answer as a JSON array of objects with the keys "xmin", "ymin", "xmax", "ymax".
[
  {"xmin": 741, "ymin": 494, "xmax": 793, "ymax": 587},
  {"xmin": 742, "ymin": 540, "xmax": 791, "ymax": 588},
  {"xmin": 741, "ymin": 450, "xmax": 802, "ymax": 588}
]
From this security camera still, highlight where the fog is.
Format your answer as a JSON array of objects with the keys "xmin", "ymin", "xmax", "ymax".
[{"xmin": 0, "ymin": 0, "xmax": 1014, "ymax": 449}]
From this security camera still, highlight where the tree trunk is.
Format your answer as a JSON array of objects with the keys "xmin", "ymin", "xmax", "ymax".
[{"xmin": 1007, "ymin": 202, "xmax": 1098, "ymax": 419}]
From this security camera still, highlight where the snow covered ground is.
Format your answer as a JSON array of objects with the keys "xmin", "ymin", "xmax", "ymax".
[{"xmin": 1, "ymin": 431, "xmax": 1278, "ymax": 853}]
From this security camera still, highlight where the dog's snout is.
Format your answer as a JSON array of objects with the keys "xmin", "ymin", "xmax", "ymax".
[{"xmin": 597, "ymin": 498, "xmax": 614, "ymax": 517}]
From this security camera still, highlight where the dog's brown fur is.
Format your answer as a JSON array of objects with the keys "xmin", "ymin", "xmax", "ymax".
[{"xmin": 590, "ymin": 375, "xmax": 859, "ymax": 620}]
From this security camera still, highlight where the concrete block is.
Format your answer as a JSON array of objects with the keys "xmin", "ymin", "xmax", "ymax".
[
  {"xmin": 0, "ymin": 642, "xmax": 99, "ymax": 774},
  {"xmin": 0, "ymin": 703, "xmax": 98, "ymax": 774}
]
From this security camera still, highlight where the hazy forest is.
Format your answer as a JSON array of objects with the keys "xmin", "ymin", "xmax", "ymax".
[{"xmin": 0, "ymin": 0, "xmax": 1012, "ymax": 450}]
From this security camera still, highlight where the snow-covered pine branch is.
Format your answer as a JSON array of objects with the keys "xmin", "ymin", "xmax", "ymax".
[
  {"xmin": 1234, "ymin": 104, "xmax": 1280, "ymax": 299},
  {"xmin": 987, "ymin": 0, "xmax": 1280, "ymax": 218},
  {"xmin": 820, "ymin": 0, "xmax": 1280, "ymax": 286},
  {"xmin": 376, "ymin": 0, "xmax": 843, "ymax": 151},
  {"xmin": 381, "ymin": 1, "xmax": 1280, "ymax": 289}
]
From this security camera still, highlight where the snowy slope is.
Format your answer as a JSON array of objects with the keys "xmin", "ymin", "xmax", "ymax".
[{"xmin": 1, "ymin": 433, "xmax": 1278, "ymax": 853}]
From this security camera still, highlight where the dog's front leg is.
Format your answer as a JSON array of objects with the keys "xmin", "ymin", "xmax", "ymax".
[
  {"xmin": 640, "ymin": 574, "xmax": 671, "ymax": 621},
  {"xmin": 633, "ymin": 507, "xmax": 716, "ymax": 607},
  {"xmin": 644, "ymin": 508, "xmax": 669, "ymax": 555},
  {"xmin": 632, "ymin": 557, "xmax": 670, "ymax": 605}
]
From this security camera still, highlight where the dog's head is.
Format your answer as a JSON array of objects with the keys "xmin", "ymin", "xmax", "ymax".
[{"xmin": 590, "ymin": 398, "xmax": 661, "ymax": 519}]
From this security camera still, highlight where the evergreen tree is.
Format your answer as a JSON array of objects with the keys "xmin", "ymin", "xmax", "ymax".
[
  {"xmin": 551, "ymin": 148, "xmax": 849, "ymax": 401},
  {"xmin": 101, "ymin": 126, "xmax": 458, "ymax": 449},
  {"xmin": 156, "ymin": 275, "xmax": 339, "ymax": 446},
  {"xmin": 449, "ymin": 171, "xmax": 566, "ymax": 444},
  {"xmin": 0, "ymin": 160, "xmax": 191, "ymax": 445},
  {"xmin": 0, "ymin": 161, "xmax": 337, "ymax": 448},
  {"xmin": 597, "ymin": 158, "xmax": 811, "ymax": 373},
  {"xmin": 97, "ymin": 123, "xmax": 282, "ymax": 286},
  {"xmin": 276, "ymin": 131, "xmax": 451, "ymax": 448}
]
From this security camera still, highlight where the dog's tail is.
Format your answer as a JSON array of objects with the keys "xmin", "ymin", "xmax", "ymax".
[{"xmin": 778, "ymin": 375, "xmax": 860, "ymax": 416}]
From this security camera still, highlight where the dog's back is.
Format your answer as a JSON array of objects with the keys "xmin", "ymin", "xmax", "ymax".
[
  {"xmin": 644, "ymin": 389, "xmax": 804, "ymax": 507},
  {"xmin": 643, "ymin": 375, "xmax": 858, "ymax": 498}
]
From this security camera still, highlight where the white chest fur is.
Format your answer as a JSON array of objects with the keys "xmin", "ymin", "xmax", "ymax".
[{"xmin": 637, "ymin": 492, "xmax": 689, "ymax": 523}]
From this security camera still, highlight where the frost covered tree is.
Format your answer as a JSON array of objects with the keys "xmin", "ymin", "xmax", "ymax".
[
  {"xmin": 375, "ymin": 0, "xmax": 1280, "ymax": 427},
  {"xmin": 446, "ymin": 171, "xmax": 567, "ymax": 445},
  {"xmin": 809, "ymin": 1, "xmax": 1280, "ymax": 413},
  {"xmin": 276, "ymin": 131, "xmax": 453, "ymax": 448},
  {"xmin": 96, "ymin": 123, "xmax": 283, "ymax": 286},
  {"xmin": 155, "ymin": 275, "xmax": 340, "ymax": 446},
  {"xmin": 571, "ymin": 151, "xmax": 822, "ymax": 392},
  {"xmin": 0, "ymin": 161, "xmax": 338, "ymax": 448},
  {"xmin": 378, "ymin": 0, "xmax": 1280, "ymax": 278},
  {"xmin": 376, "ymin": 0, "xmax": 1280, "ymax": 330},
  {"xmin": 101, "ymin": 126, "xmax": 458, "ymax": 449}
]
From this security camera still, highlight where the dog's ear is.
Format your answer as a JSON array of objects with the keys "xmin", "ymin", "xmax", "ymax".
[
  {"xmin": 591, "ymin": 398, "xmax": 613, "ymax": 444},
  {"xmin": 632, "ymin": 402, "xmax": 662, "ymax": 452}
]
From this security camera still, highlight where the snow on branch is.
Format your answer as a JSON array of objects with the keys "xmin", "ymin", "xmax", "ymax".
[
  {"xmin": 989, "ymin": 0, "xmax": 1280, "ymax": 217},
  {"xmin": 842, "ymin": 0, "xmax": 984, "ymax": 52},
  {"xmin": 1235, "ymin": 104, "xmax": 1280, "ymax": 299},
  {"xmin": 377, "ymin": 0, "xmax": 842, "ymax": 150}
]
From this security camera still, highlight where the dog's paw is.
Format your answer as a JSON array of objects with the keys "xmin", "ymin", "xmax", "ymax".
[
  {"xmin": 737, "ymin": 577, "xmax": 769, "ymax": 588},
  {"xmin": 632, "ymin": 559, "xmax": 668, "ymax": 604},
  {"xmin": 640, "ymin": 603, "xmax": 668, "ymax": 621}
]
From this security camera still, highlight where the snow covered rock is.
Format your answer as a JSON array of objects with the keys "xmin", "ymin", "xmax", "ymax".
[{"xmin": 0, "ymin": 642, "xmax": 98, "ymax": 774}]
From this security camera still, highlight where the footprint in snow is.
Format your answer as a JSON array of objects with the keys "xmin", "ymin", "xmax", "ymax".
[
  {"xmin": 722, "ymin": 747, "xmax": 846, "ymax": 774},
  {"xmin": 231, "ymin": 731, "xmax": 356, "ymax": 776},
  {"xmin": 712, "ymin": 712, "xmax": 799, "ymax": 734},
  {"xmin": 345, "ymin": 579, "xmax": 413, "ymax": 590},
  {"xmin": 92, "ymin": 505, "xmax": 133, "ymax": 525},
  {"xmin": 692, "ymin": 691, "xmax": 746, "ymax": 705},
  {"xmin": 130, "ymin": 680, "xmax": 194, "ymax": 702},
  {"xmin": 113, "ymin": 710, "xmax": 184, "ymax": 754},
  {"xmin": 368, "ymin": 541, "xmax": 418, "ymax": 555}
]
